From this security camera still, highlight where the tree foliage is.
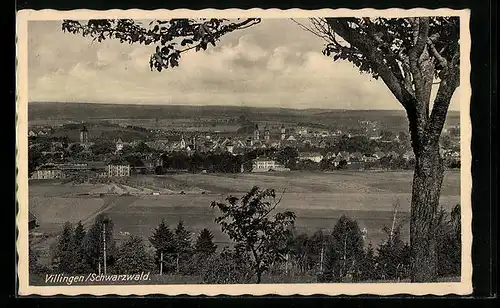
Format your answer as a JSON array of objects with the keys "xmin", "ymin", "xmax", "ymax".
[
  {"xmin": 323, "ymin": 215, "xmax": 365, "ymax": 282},
  {"xmin": 174, "ymin": 220, "xmax": 193, "ymax": 254},
  {"xmin": 194, "ymin": 228, "xmax": 217, "ymax": 256},
  {"xmin": 115, "ymin": 235, "xmax": 155, "ymax": 274},
  {"xmin": 62, "ymin": 18, "xmax": 261, "ymax": 71},
  {"xmin": 211, "ymin": 186, "xmax": 296, "ymax": 283},
  {"xmin": 276, "ymin": 146, "xmax": 299, "ymax": 168},
  {"xmin": 149, "ymin": 219, "xmax": 177, "ymax": 273},
  {"xmin": 55, "ymin": 222, "xmax": 75, "ymax": 273},
  {"xmin": 70, "ymin": 221, "xmax": 91, "ymax": 273},
  {"xmin": 201, "ymin": 247, "xmax": 253, "ymax": 284},
  {"xmin": 82, "ymin": 214, "xmax": 116, "ymax": 271},
  {"xmin": 302, "ymin": 17, "xmax": 461, "ymax": 282},
  {"xmin": 435, "ymin": 204, "xmax": 461, "ymax": 277}
]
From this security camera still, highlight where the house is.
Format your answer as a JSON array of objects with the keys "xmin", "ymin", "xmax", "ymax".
[
  {"xmin": 251, "ymin": 157, "xmax": 289, "ymax": 172},
  {"xmin": 324, "ymin": 152, "xmax": 337, "ymax": 160},
  {"xmin": 31, "ymin": 165, "xmax": 65, "ymax": 180},
  {"xmin": 373, "ymin": 151, "xmax": 386, "ymax": 159},
  {"xmin": 332, "ymin": 155, "xmax": 346, "ymax": 167},
  {"xmin": 107, "ymin": 164, "xmax": 131, "ymax": 177},
  {"xmin": 386, "ymin": 151, "xmax": 400, "ymax": 159},
  {"xmin": 296, "ymin": 127, "xmax": 308, "ymax": 136},
  {"xmin": 337, "ymin": 151, "xmax": 350, "ymax": 159},
  {"xmin": 137, "ymin": 158, "xmax": 162, "ymax": 173},
  {"xmin": 362, "ymin": 154, "xmax": 377, "ymax": 163},
  {"xmin": 28, "ymin": 212, "xmax": 39, "ymax": 231},
  {"xmin": 318, "ymin": 140, "xmax": 329, "ymax": 148},
  {"xmin": 145, "ymin": 139, "xmax": 170, "ymax": 151},
  {"xmin": 402, "ymin": 150, "xmax": 416, "ymax": 160},
  {"xmin": 298, "ymin": 152, "xmax": 324, "ymax": 163},
  {"xmin": 350, "ymin": 152, "xmax": 363, "ymax": 161}
]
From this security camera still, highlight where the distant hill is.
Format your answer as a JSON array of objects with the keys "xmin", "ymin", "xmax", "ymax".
[{"xmin": 28, "ymin": 102, "xmax": 460, "ymax": 131}]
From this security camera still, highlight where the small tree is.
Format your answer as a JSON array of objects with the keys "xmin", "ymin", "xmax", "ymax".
[
  {"xmin": 377, "ymin": 224, "xmax": 411, "ymax": 281},
  {"xmin": 359, "ymin": 243, "xmax": 379, "ymax": 281},
  {"xmin": 29, "ymin": 238, "xmax": 48, "ymax": 276},
  {"xmin": 174, "ymin": 220, "xmax": 193, "ymax": 254},
  {"xmin": 211, "ymin": 186, "xmax": 296, "ymax": 283},
  {"xmin": 54, "ymin": 222, "xmax": 75, "ymax": 273},
  {"xmin": 276, "ymin": 146, "xmax": 299, "ymax": 169},
  {"xmin": 194, "ymin": 228, "xmax": 217, "ymax": 256},
  {"xmin": 71, "ymin": 221, "xmax": 90, "ymax": 274},
  {"xmin": 149, "ymin": 220, "xmax": 176, "ymax": 274},
  {"xmin": 115, "ymin": 235, "xmax": 155, "ymax": 274},
  {"xmin": 173, "ymin": 220, "xmax": 193, "ymax": 274},
  {"xmin": 436, "ymin": 204, "xmax": 461, "ymax": 277},
  {"xmin": 82, "ymin": 214, "xmax": 116, "ymax": 272},
  {"xmin": 192, "ymin": 228, "xmax": 218, "ymax": 274},
  {"xmin": 308, "ymin": 230, "xmax": 329, "ymax": 273},
  {"xmin": 324, "ymin": 215, "xmax": 365, "ymax": 282}
]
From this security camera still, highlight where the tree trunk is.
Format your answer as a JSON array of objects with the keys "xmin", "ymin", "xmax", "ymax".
[
  {"xmin": 256, "ymin": 269, "xmax": 262, "ymax": 284},
  {"xmin": 410, "ymin": 144, "xmax": 444, "ymax": 282}
]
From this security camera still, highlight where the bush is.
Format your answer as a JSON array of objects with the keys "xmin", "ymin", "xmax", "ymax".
[
  {"xmin": 436, "ymin": 204, "xmax": 461, "ymax": 277},
  {"xmin": 115, "ymin": 235, "xmax": 155, "ymax": 274},
  {"xmin": 201, "ymin": 248, "xmax": 253, "ymax": 284}
]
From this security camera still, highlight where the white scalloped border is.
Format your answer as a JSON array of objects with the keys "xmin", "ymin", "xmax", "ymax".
[{"xmin": 16, "ymin": 8, "xmax": 473, "ymax": 297}]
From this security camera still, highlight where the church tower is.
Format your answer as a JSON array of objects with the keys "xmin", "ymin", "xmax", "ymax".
[
  {"xmin": 80, "ymin": 122, "xmax": 89, "ymax": 144},
  {"xmin": 264, "ymin": 124, "xmax": 270, "ymax": 141},
  {"xmin": 191, "ymin": 135, "xmax": 196, "ymax": 151},
  {"xmin": 253, "ymin": 124, "xmax": 260, "ymax": 142},
  {"xmin": 280, "ymin": 124, "xmax": 286, "ymax": 140},
  {"xmin": 180, "ymin": 135, "xmax": 186, "ymax": 149}
]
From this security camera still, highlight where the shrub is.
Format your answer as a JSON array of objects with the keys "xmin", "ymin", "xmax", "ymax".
[{"xmin": 201, "ymin": 247, "xmax": 253, "ymax": 284}]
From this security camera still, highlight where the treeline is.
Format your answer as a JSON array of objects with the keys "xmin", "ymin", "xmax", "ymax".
[
  {"xmin": 30, "ymin": 187, "xmax": 461, "ymax": 283},
  {"xmin": 30, "ymin": 216, "xmax": 220, "ymax": 278}
]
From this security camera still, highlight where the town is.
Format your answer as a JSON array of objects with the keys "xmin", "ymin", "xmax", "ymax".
[{"xmin": 28, "ymin": 114, "xmax": 461, "ymax": 182}]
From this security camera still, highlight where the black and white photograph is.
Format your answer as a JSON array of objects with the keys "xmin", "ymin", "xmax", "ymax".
[{"xmin": 16, "ymin": 9, "xmax": 472, "ymax": 296}]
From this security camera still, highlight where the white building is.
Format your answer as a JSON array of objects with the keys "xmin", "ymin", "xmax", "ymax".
[
  {"xmin": 116, "ymin": 138, "xmax": 124, "ymax": 152},
  {"xmin": 107, "ymin": 165, "xmax": 131, "ymax": 177},
  {"xmin": 251, "ymin": 157, "xmax": 289, "ymax": 172},
  {"xmin": 31, "ymin": 168, "xmax": 65, "ymax": 180},
  {"xmin": 298, "ymin": 152, "xmax": 324, "ymax": 163}
]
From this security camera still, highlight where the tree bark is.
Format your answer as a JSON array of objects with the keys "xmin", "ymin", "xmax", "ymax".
[
  {"xmin": 410, "ymin": 143, "xmax": 444, "ymax": 282},
  {"xmin": 256, "ymin": 269, "xmax": 262, "ymax": 284}
]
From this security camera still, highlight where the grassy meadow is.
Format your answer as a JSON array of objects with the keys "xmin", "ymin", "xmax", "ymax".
[{"xmin": 29, "ymin": 170, "xmax": 461, "ymax": 261}]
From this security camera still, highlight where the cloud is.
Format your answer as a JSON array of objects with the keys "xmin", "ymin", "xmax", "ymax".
[{"xmin": 28, "ymin": 20, "xmax": 461, "ymax": 111}]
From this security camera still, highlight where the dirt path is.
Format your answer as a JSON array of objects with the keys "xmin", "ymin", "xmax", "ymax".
[{"xmin": 80, "ymin": 195, "xmax": 138, "ymax": 228}]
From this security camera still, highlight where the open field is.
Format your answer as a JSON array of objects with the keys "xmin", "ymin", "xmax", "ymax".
[{"xmin": 29, "ymin": 171, "xmax": 461, "ymax": 252}]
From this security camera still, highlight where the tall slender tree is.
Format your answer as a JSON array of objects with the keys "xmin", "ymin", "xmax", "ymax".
[
  {"xmin": 71, "ymin": 221, "xmax": 90, "ymax": 274},
  {"xmin": 174, "ymin": 220, "xmax": 193, "ymax": 255},
  {"xmin": 55, "ymin": 222, "xmax": 74, "ymax": 273},
  {"xmin": 149, "ymin": 220, "xmax": 176, "ymax": 273},
  {"xmin": 82, "ymin": 214, "xmax": 116, "ymax": 272},
  {"xmin": 301, "ymin": 17, "xmax": 461, "ymax": 282}
]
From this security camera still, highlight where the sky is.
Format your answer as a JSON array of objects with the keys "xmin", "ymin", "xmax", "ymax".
[{"xmin": 28, "ymin": 19, "xmax": 460, "ymax": 110}]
